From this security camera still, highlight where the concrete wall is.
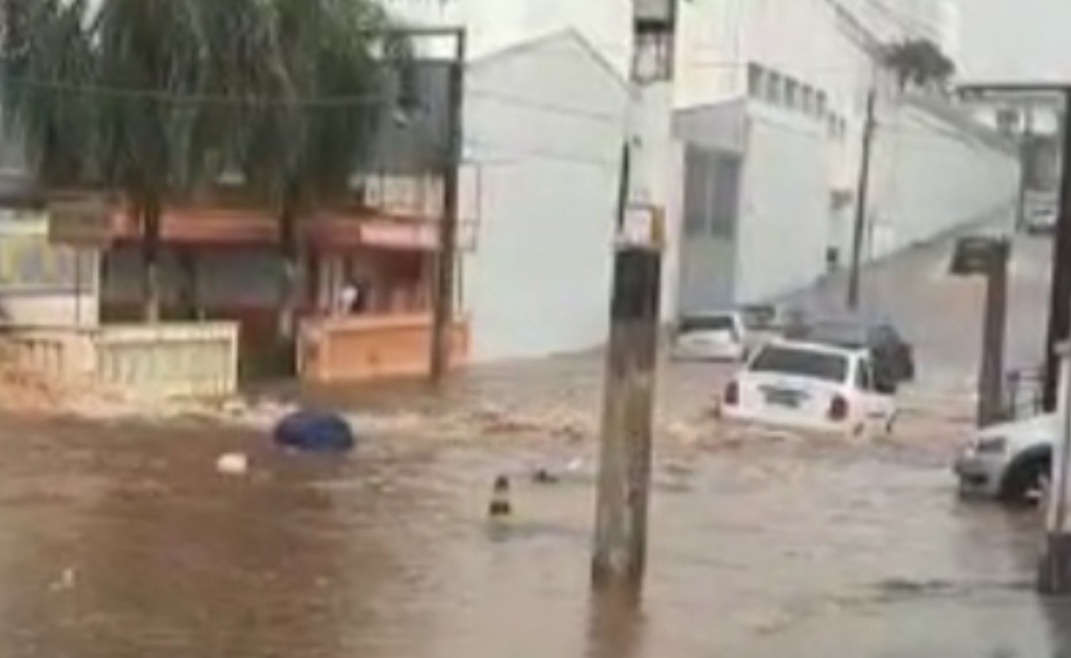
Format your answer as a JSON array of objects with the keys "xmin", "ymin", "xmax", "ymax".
[
  {"xmin": 461, "ymin": 31, "xmax": 627, "ymax": 362},
  {"xmin": 865, "ymin": 98, "xmax": 1021, "ymax": 261},
  {"xmin": 380, "ymin": 0, "xmax": 632, "ymax": 76},
  {"xmin": 735, "ymin": 104, "xmax": 830, "ymax": 303}
]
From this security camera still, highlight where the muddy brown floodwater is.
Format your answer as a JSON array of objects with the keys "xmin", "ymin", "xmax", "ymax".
[
  {"xmin": 0, "ymin": 398, "xmax": 1065, "ymax": 658},
  {"xmin": 0, "ymin": 225, "xmax": 1066, "ymax": 657}
]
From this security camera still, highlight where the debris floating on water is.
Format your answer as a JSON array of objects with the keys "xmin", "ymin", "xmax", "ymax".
[
  {"xmin": 216, "ymin": 452, "xmax": 249, "ymax": 475},
  {"xmin": 273, "ymin": 411, "xmax": 356, "ymax": 453},
  {"xmin": 488, "ymin": 475, "xmax": 512, "ymax": 517}
]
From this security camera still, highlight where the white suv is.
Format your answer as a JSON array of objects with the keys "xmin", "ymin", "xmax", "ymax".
[{"xmin": 954, "ymin": 414, "xmax": 1054, "ymax": 504}]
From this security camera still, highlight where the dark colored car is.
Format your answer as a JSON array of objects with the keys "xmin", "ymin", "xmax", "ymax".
[{"xmin": 785, "ymin": 318, "xmax": 915, "ymax": 385}]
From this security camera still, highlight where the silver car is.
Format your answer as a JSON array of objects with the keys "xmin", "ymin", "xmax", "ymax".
[{"xmin": 954, "ymin": 413, "xmax": 1054, "ymax": 503}]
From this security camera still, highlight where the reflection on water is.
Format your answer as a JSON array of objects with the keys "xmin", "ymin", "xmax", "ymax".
[{"xmin": 0, "ymin": 411, "xmax": 1061, "ymax": 658}]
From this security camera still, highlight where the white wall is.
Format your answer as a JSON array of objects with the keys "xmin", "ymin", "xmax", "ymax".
[
  {"xmin": 381, "ymin": 0, "xmax": 632, "ymax": 77},
  {"xmin": 866, "ymin": 98, "xmax": 1020, "ymax": 258},
  {"xmin": 461, "ymin": 32, "xmax": 627, "ymax": 362},
  {"xmin": 735, "ymin": 105, "xmax": 830, "ymax": 302}
]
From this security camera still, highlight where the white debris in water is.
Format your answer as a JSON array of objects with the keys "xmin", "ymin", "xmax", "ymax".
[
  {"xmin": 215, "ymin": 452, "xmax": 249, "ymax": 476},
  {"xmin": 49, "ymin": 567, "xmax": 76, "ymax": 592}
]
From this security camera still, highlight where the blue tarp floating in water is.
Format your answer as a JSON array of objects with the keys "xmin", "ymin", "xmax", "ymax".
[{"xmin": 273, "ymin": 411, "xmax": 356, "ymax": 453}]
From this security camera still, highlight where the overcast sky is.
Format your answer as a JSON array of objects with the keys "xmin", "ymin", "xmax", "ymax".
[{"xmin": 957, "ymin": 0, "xmax": 1071, "ymax": 83}]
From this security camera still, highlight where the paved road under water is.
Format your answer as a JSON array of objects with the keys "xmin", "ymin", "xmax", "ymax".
[
  {"xmin": 0, "ymin": 414, "xmax": 1065, "ymax": 658},
  {"xmin": 0, "ymin": 225, "xmax": 1067, "ymax": 657}
]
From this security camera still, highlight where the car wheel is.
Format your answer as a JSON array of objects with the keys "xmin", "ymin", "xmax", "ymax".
[{"xmin": 1000, "ymin": 455, "xmax": 1052, "ymax": 505}]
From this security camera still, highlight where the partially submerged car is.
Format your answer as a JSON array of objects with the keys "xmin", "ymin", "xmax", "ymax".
[
  {"xmin": 954, "ymin": 413, "xmax": 1054, "ymax": 504},
  {"xmin": 785, "ymin": 316, "xmax": 915, "ymax": 384},
  {"xmin": 672, "ymin": 312, "xmax": 749, "ymax": 362},
  {"xmin": 720, "ymin": 339, "xmax": 898, "ymax": 438}
]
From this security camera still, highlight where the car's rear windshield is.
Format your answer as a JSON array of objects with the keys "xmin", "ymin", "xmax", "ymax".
[
  {"xmin": 750, "ymin": 346, "xmax": 848, "ymax": 383},
  {"xmin": 680, "ymin": 315, "xmax": 735, "ymax": 333}
]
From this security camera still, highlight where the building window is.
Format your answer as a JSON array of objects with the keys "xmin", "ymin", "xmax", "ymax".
[
  {"xmin": 786, "ymin": 79, "xmax": 800, "ymax": 111},
  {"xmin": 816, "ymin": 91, "xmax": 828, "ymax": 117},
  {"xmin": 747, "ymin": 63, "xmax": 764, "ymax": 98},
  {"xmin": 766, "ymin": 71, "xmax": 783, "ymax": 105},
  {"xmin": 801, "ymin": 86, "xmax": 815, "ymax": 115}
]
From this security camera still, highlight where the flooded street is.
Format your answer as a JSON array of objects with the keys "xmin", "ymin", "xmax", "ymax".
[{"xmin": 0, "ymin": 225, "xmax": 1067, "ymax": 657}]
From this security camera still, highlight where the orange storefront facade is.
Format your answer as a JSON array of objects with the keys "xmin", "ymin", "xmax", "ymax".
[{"xmin": 73, "ymin": 199, "xmax": 473, "ymax": 383}]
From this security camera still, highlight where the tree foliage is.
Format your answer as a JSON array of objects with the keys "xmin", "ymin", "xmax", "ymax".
[
  {"xmin": 883, "ymin": 38, "xmax": 955, "ymax": 91},
  {"xmin": 0, "ymin": 0, "xmax": 406, "ymax": 322}
]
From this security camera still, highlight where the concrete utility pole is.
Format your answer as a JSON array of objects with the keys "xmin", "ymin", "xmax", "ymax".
[
  {"xmin": 951, "ymin": 236, "xmax": 1011, "ymax": 427},
  {"xmin": 1043, "ymin": 89, "xmax": 1071, "ymax": 411},
  {"xmin": 429, "ymin": 29, "xmax": 467, "ymax": 384},
  {"xmin": 846, "ymin": 86, "xmax": 878, "ymax": 311},
  {"xmin": 978, "ymin": 240, "xmax": 1010, "ymax": 426},
  {"xmin": 1040, "ymin": 341, "xmax": 1071, "ymax": 594},
  {"xmin": 592, "ymin": 0, "xmax": 677, "ymax": 592}
]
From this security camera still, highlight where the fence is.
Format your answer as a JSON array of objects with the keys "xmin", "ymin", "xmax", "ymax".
[
  {"xmin": 1, "ymin": 322, "xmax": 239, "ymax": 399},
  {"xmin": 1003, "ymin": 365, "xmax": 1046, "ymax": 421}
]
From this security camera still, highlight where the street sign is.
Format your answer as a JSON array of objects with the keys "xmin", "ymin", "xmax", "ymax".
[
  {"xmin": 618, "ymin": 203, "xmax": 665, "ymax": 251},
  {"xmin": 950, "ymin": 235, "xmax": 1009, "ymax": 276},
  {"xmin": 48, "ymin": 200, "xmax": 114, "ymax": 247}
]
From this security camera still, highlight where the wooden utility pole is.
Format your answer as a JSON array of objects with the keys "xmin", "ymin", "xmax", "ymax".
[
  {"xmin": 846, "ymin": 86, "xmax": 878, "ymax": 311},
  {"xmin": 1043, "ymin": 88, "xmax": 1071, "ymax": 411},
  {"xmin": 429, "ymin": 29, "xmax": 467, "ymax": 384},
  {"xmin": 592, "ymin": 0, "xmax": 677, "ymax": 592}
]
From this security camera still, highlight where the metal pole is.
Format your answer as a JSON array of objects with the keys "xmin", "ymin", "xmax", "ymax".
[
  {"xmin": 846, "ymin": 86, "xmax": 877, "ymax": 311},
  {"xmin": 429, "ymin": 29, "xmax": 466, "ymax": 383},
  {"xmin": 1016, "ymin": 106, "xmax": 1034, "ymax": 233},
  {"xmin": 1042, "ymin": 88, "xmax": 1071, "ymax": 411},
  {"xmin": 976, "ymin": 240, "xmax": 1009, "ymax": 427}
]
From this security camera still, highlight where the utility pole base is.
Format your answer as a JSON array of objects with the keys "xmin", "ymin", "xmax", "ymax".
[
  {"xmin": 1038, "ymin": 533, "xmax": 1071, "ymax": 595},
  {"xmin": 592, "ymin": 246, "xmax": 661, "ymax": 592}
]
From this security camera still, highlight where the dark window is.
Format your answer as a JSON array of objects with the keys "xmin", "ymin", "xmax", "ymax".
[
  {"xmin": 710, "ymin": 154, "xmax": 742, "ymax": 237},
  {"xmin": 766, "ymin": 71, "xmax": 783, "ymax": 104},
  {"xmin": 816, "ymin": 91, "xmax": 828, "ymax": 117},
  {"xmin": 855, "ymin": 360, "xmax": 873, "ymax": 390},
  {"xmin": 748, "ymin": 63, "xmax": 764, "ymax": 97},
  {"xmin": 801, "ymin": 86, "xmax": 814, "ymax": 114},
  {"xmin": 750, "ymin": 346, "xmax": 849, "ymax": 383},
  {"xmin": 786, "ymin": 78, "xmax": 800, "ymax": 110}
]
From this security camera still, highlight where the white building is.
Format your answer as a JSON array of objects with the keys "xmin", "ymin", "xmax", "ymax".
[
  {"xmin": 671, "ymin": 0, "xmax": 1018, "ymax": 313},
  {"xmin": 379, "ymin": 0, "xmax": 682, "ymax": 362}
]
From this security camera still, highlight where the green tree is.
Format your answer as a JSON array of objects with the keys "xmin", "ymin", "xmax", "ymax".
[
  {"xmin": 884, "ymin": 38, "xmax": 956, "ymax": 91},
  {"xmin": 239, "ymin": 0, "xmax": 406, "ymax": 347},
  {"xmin": 2, "ymin": 0, "xmax": 405, "ymax": 330}
]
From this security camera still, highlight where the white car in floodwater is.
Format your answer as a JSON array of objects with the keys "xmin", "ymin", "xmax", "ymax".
[
  {"xmin": 672, "ymin": 312, "xmax": 749, "ymax": 362},
  {"xmin": 954, "ymin": 413, "xmax": 1054, "ymax": 504},
  {"xmin": 720, "ymin": 339, "xmax": 898, "ymax": 438}
]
